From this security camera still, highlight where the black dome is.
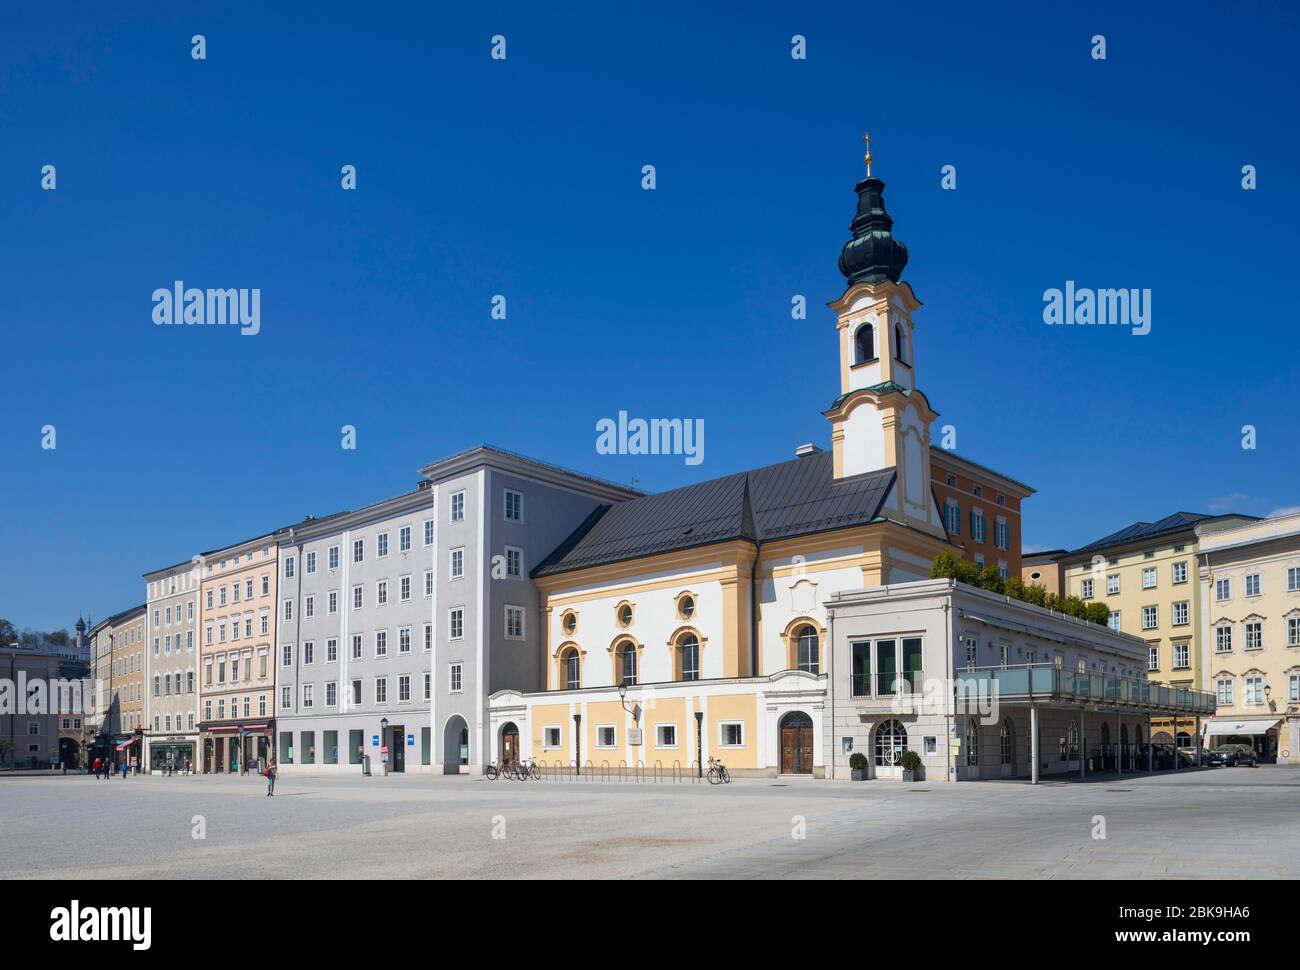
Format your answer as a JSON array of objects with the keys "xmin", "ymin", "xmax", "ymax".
[{"xmin": 838, "ymin": 177, "xmax": 908, "ymax": 285}]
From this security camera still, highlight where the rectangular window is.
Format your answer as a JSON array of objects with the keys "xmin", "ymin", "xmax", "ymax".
[
  {"xmin": 398, "ymin": 675, "xmax": 411, "ymax": 702},
  {"xmin": 719, "ymin": 722, "xmax": 744, "ymax": 747},
  {"xmin": 304, "ymin": 595, "xmax": 314, "ymax": 618},
  {"xmin": 450, "ymin": 548, "xmax": 464, "ymax": 579},
  {"xmin": 1216, "ymin": 678, "xmax": 1234, "ymax": 706},
  {"xmin": 302, "ymin": 684, "xmax": 314, "ymax": 709},
  {"xmin": 326, "ymin": 638, "xmax": 338, "ymax": 663},
  {"xmin": 375, "ymin": 677, "xmax": 388, "ymax": 704},
  {"xmin": 1245, "ymin": 676, "xmax": 1264, "ymax": 705},
  {"xmin": 283, "ymin": 599, "xmax": 293, "ymax": 622},
  {"xmin": 1147, "ymin": 646, "xmax": 1159, "ymax": 671},
  {"xmin": 970, "ymin": 509, "xmax": 986, "ymax": 543},
  {"xmin": 1172, "ymin": 561, "xmax": 1188, "ymax": 584},
  {"xmin": 1172, "ymin": 601, "xmax": 1189, "ymax": 626},
  {"xmin": 305, "ymin": 551, "xmax": 316, "ymax": 574},
  {"xmin": 505, "ymin": 546, "xmax": 522, "ymax": 578},
  {"xmin": 282, "ymin": 644, "xmax": 293, "ymax": 667},
  {"xmin": 375, "ymin": 631, "xmax": 388, "ymax": 657},
  {"xmin": 424, "ymin": 623, "xmax": 433, "ymax": 652},
  {"xmin": 1246, "ymin": 621, "xmax": 1263, "ymax": 650},
  {"xmin": 1172, "ymin": 642, "xmax": 1190, "ymax": 669},
  {"xmin": 352, "ymin": 585, "xmax": 363, "ymax": 610},
  {"xmin": 1289, "ymin": 617, "xmax": 1300, "ymax": 646},
  {"xmin": 303, "ymin": 641, "xmax": 314, "ymax": 665},
  {"xmin": 505, "ymin": 605, "xmax": 525, "ymax": 640},
  {"xmin": 543, "ymin": 726, "xmax": 560, "ymax": 748},
  {"xmin": 1289, "ymin": 567, "xmax": 1300, "ymax": 592},
  {"xmin": 284, "ymin": 556, "xmax": 295, "ymax": 579},
  {"xmin": 352, "ymin": 634, "xmax": 363, "ymax": 660},
  {"xmin": 280, "ymin": 686, "xmax": 291, "ymax": 710},
  {"xmin": 1107, "ymin": 575, "xmax": 1120, "ymax": 596},
  {"xmin": 399, "ymin": 526, "xmax": 411, "ymax": 552},
  {"xmin": 377, "ymin": 532, "xmax": 389, "ymax": 557},
  {"xmin": 595, "ymin": 725, "xmax": 616, "ymax": 748},
  {"xmin": 351, "ymin": 680, "xmax": 362, "ymax": 705},
  {"xmin": 328, "ymin": 591, "xmax": 338, "ymax": 615},
  {"xmin": 399, "ymin": 627, "xmax": 411, "ymax": 654},
  {"xmin": 1081, "ymin": 578, "xmax": 1094, "ymax": 599},
  {"xmin": 655, "ymin": 724, "xmax": 677, "ymax": 748},
  {"xmin": 1142, "ymin": 567, "xmax": 1156, "ymax": 589},
  {"xmin": 1141, "ymin": 605, "xmax": 1158, "ymax": 630},
  {"xmin": 376, "ymin": 580, "xmax": 388, "ymax": 606},
  {"xmin": 353, "ymin": 539, "xmax": 364, "ymax": 564},
  {"xmin": 328, "ymin": 545, "xmax": 340, "ymax": 570},
  {"xmin": 449, "ymin": 608, "xmax": 464, "ymax": 640},
  {"xmin": 1216, "ymin": 625, "xmax": 1233, "ymax": 653},
  {"xmin": 424, "ymin": 673, "xmax": 431, "ymax": 700},
  {"xmin": 424, "ymin": 519, "xmax": 434, "ymax": 546},
  {"xmin": 944, "ymin": 501, "xmax": 960, "ymax": 535},
  {"xmin": 449, "ymin": 663, "xmax": 463, "ymax": 692},
  {"xmin": 1245, "ymin": 573, "xmax": 1261, "ymax": 597},
  {"xmin": 993, "ymin": 518, "xmax": 1009, "ymax": 551},
  {"xmin": 450, "ymin": 491, "xmax": 465, "ymax": 522},
  {"xmin": 424, "ymin": 570, "xmax": 433, "ymax": 598},
  {"xmin": 504, "ymin": 489, "xmax": 523, "ymax": 521},
  {"xmin": 1216, "ymin": 577, "xmax": 1231, "ymax": 601}
]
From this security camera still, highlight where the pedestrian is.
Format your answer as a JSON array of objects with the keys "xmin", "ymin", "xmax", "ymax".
[
  {"xmin": 91, "ymin": 757, "xmax": 100, "ymax": 779},
  {"xmin": 184, "ymin": 757, "xmax": 191, "ymax": 776},
  {"xmin": 120, "ymin": 760, "xmax": 128, "ymax": 780},
  {"xmin": 265, "ymin": 761, "xmax": 276, "ymax": 797}
]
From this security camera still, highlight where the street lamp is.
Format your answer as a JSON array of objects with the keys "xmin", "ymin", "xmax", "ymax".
[{"xmin": 617, "ymin": 680, "xmax": 639, "ymax": 723}]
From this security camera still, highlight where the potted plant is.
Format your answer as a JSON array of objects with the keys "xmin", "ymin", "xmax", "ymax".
[
  {"xmin": 898, "ymin": 749, "xmax": 922, "ymax": 782},
  {"xmin": 848, "ymin": 751, "xmax": 869, "ymax": 781}
]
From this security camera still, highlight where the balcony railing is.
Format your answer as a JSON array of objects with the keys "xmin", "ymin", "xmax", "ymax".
[
  {"xmin": 953, "ymin": 664, "xmax": 1215, "ymax": 715},
  {"xmin": 851, "ymin": 670, "xmax": 926, "ymax": 699}
]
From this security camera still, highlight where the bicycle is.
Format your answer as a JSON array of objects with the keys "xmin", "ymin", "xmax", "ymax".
[
  {"xmin": 485, "ymin": 760, "xmax": 502, "ymax": 781},
  {"xmin": 706, "ymin": 756, "xmax": 730, "ymax": 785}
]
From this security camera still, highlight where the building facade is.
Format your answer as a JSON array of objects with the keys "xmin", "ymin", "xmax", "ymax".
[
  {"xmin": 1022, "ymin": 549, "xmax": 1066, "ymax": 597},
  {"xmin": 87, "ymin": 605, "xmax": 147, "ymax": 769},
  {"xmin": 823, "ymin": 579, "xmax": 1214, "ymax": 781},
  {"xmin": 1, "ymin": 646, "xmax": 65, "ymax": 769},
  {"xmin": 931, "ymin": 449, "xmax": 1034, "ymax": 579},
  {"xmin": 419, "ymin": 447, "xmax": 642, "ymax": 773},
  {"xmin": 273, "ymin": 494, "xmax": 434, "ymax": 773},
  {"xmin": 1196, "ymin": 512, "xmax": 1300, "ymax": 763},
  {"xmin": 197, "ymin": 535, "xmax": 278, "ymax": 772},
  {"xmin": 1058, "ymin": 513, "xmax": 1254, "ymax": 745},
  {"xmin": 143, "ymin": 559, "xmax": 202, "ymax": 772}
]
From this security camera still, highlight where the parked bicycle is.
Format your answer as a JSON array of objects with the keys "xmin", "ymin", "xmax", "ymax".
[
  {"xmin": 706, "ymin": 756, "xmax": 731, "ymax": 785},
  {"xmin": 485, "ymin": 760, "xmax": 503, "ymax": 780}
]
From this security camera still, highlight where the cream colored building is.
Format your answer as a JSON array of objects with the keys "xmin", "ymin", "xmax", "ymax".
[
  {"xmin": 1196, "ymin": 512, "xmax": 1300, "ymax": 763},
  {"xmin": 1059, "ymin": 513, "xmax": 1254, "ymax": 745}
]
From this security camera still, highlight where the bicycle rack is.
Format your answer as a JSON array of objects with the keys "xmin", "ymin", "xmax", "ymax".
[
  {"xmin": 653, "ymin": 760, "xmax": 663, "ymax": 783},
  {"xmin": 618, "ymin": 760, "xmax": 627, "ymax": 782},
  {"xmin": 635, "ymin": 759, "xmax": 645, "ymax": 783},
  {"xmin": 600, "ymin": 760, "xmax": 610, "ymax": 782},
  {"xmin": 672, "ymin": 760, "xmax": 682, "ymax": 783}
]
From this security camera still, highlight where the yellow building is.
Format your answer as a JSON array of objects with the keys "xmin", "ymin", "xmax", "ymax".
[
  {"xmin": 1197, "ymin": 512, "xmax": 1300, "ymax": 763},
  {"xmin": 1059, "ymin": 513, "xmax": 1255, "ymax": 745}
]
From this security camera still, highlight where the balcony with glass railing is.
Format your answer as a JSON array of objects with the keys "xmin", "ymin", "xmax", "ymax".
[{"xmin": 953, "ymin": 664, "xmax": 1216, "ymax": 715}]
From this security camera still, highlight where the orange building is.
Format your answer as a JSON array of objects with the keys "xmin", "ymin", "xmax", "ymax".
[{"xmin": 930, "ymin": 448, "xmax": 1034, "ymax": 579}]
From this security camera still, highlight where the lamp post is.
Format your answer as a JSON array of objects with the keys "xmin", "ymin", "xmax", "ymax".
[{"xmin": 381, "ymin": 717, "xmax": 389, "ymax": 776}]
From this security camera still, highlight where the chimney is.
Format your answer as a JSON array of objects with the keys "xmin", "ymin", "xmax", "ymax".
[{"xmin": 795, "ymin": 443, "xmax": 822, "ymax": 457}]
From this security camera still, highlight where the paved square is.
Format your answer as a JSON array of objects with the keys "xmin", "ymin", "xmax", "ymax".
[{"xmin": 2, "ymin": 766, "xmax": 1296, "ymax": 879}]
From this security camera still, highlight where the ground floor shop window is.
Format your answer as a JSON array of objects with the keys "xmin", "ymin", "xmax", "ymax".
[
  {"xmin": 324, "ymin": 730, "xmax": 338, "ymax": 764},
  {"xmin": 875, "ymin": 719, "xmax": 906, "ymax": 766}
]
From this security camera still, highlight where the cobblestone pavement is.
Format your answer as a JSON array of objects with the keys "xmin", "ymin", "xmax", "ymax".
[{"xmin": 2, "ymin": 765, "xmax": 1295, "ymax": 879}]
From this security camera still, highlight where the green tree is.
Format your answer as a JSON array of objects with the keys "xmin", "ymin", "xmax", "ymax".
[
  {"xmin": 1003, "ymin": 575, "xmax": 1027, "ymax": 601},
  {"xmin": 1021, "ymin": 584, "xmax": 1048, "ymax": 607},
  {"xmin": 977, "ymin": 565, "xmax": 1005, "ymax": 594}
]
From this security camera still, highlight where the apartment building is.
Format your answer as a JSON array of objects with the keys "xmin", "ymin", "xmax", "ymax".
[
  {"xmin": 1060, "ymin": 513, "xmax": 1255, "ymax": 744},
  {"xmin": 197, "ymin": 534, "xmax": 279, "ymax": 772},
  {"xmin": 273, "ymin": 494, "xmax": 432, "ymax": 773},
  {"xmin": 1197, "ymin": 512, "xmax": 1300, "ymax": 763},
  {"xmin": 0, "ymin": 646, "xmax": 66, "ymax": 769},
  {"xmin": 931, "ymin": 449, "xmax": 1035, "ymax": 579},
  {"xmin": 143, "ymin": 558, "xmax": 202, "ymax": 772},
  {"xmin": 419, "ymin": 446, "xmax": 642, "ymax": 773},
  {"xmin": 87, "ymin": 605, "xmax": 147, "ymax": 768}
]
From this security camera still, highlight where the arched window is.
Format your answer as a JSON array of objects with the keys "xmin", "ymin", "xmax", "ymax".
[
  {"xmin": 965, "ymin": 718, "xmax": 979, "ymax": 766},
  {"xmin": 1000, "ymin": 718, "xmax": 1014, "ymax": 766},
  {"xmin": 617, "ymin": 641, "xmax": 637, "ymax": 686},
  {"xmin": 1100, "ymin": 722, "xmax": 1110, "ymax": 751},
  {"xmin": 678, "ymin": 634, "xmax": 699, "ymax": 682},
  {"xmin": 1120, "ymin": 724, "xmax": 1129, "ymax": 749},
  {"xmin": 854, "ymin": 323, "xmax": 875, "ymax": 364},
  {"xmin": 894, "ymin": 323, "xmax": 907, "ymax": 363},
  {"xmin": 1067, "ymin": 722, "xmax": 1079, "ymax": 761},
  {"xmin": 876, "ymin": 719, "xmax": 907, "ymax": 766},
  {"xmin": 795, "ymin": 625, "xmax": 819, "ymax": 674},
  {"xmin": 560, "ymin": 648, "xmax": 580, "ymax": 690}
]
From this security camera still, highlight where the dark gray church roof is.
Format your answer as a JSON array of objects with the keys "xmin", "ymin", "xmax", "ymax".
[{"xmin": 533, "ymin": 451, "xmax": 895, "ymax": 578}]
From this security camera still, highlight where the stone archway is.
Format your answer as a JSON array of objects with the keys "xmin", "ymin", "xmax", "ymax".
[{"xmin": 443, "ymin": 715, "xmax": 469, "ymax": 774}]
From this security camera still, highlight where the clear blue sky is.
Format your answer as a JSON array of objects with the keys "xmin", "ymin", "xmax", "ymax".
[{"xmin": 2, "ymin": 1, "xmax": 1298, "ymax": 632}]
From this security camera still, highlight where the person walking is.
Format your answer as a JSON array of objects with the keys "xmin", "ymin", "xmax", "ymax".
[
  {"xmin": 120, "ymin": 760, "xmax": 129, "ymax": 780},
  {"xmin": 265, "ymin": 761, "xmax": 276, "ymax": 797},
  {"xmin": 91, "ymin": 757, "xmax": 101, "ymax": 779}
]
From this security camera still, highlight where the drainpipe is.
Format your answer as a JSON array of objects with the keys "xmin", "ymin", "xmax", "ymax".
[{"xmin": 749, "ymin": 541, "xmax": 761, "ymax": 677}]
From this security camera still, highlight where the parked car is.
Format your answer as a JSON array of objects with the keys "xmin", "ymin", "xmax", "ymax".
[{"xmin": 1203, "ymin": 744, "xmax": 1258, "ymax": 767}]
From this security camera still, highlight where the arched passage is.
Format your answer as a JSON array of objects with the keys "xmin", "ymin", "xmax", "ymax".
[
  {"xmin": 500, "ymin": 721, "xmax": 520, "ymax": 766},
  {"xmin": 778, "ymin": 711, "xmax": 814, "ymax": 774},
  {"xmin": 443, "ymin": 714, "xmax": 469, "ymax": 774}
]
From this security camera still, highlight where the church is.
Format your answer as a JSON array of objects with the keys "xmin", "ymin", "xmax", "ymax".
[{"xmin": 484, "ymin": 151, "xmax": 1038, "ymax": 777}]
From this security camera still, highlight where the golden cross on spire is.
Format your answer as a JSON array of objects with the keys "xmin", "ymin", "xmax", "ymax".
[{"xmin": 863, "ymin": 132, "xmax": 872, "ymax": 176}]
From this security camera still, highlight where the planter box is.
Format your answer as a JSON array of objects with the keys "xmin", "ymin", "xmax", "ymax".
[
  {"xmin": 901, "ymin": 769, "xmax": 916, "ymax": 782},
  {"xmin": 851, "ymin": 768, "xmax": 868, "ymax": 781}
]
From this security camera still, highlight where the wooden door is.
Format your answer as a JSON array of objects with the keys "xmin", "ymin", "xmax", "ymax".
[{"xmin": 502, "ymin": 728, "xmax": 520, "ymax": 765}]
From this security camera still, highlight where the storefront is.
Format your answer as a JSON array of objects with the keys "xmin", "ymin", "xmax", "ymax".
[
  {"xmin": 199, "ymin": 720, "xmax": 273, "ymax": 773},
  {"xmin": 114, "ymin": 735, "xmax": 142, "ymax": 772},
  {"xmin": 147, "ymin": 736, "xmax": 197, "ymax": 772},
  {"xmin": 1203, "ymin": 717, "xmax": 1282, "ymax": 762}
]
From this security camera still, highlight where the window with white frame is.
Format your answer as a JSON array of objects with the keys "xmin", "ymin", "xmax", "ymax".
[
  {"xmin": 449, "ymin": 663, "xmax": 462, "ymax": 692},
  {"xmin": 1216, "ymin": 678, "xmax": 1234, "ymax": 706},
  {"xmin": 424, "ymin": 519, "xmax": 434, "ymax": 546},
  {"xmin": 305, "ymin": 551, "xmax": 316, "ymax": 574},
  {"xmin": 376, "ymin": 532, "xmax": 389, "ymax": 558},
  {"xmin": 1172, "ymin": 642, "xmax": 1189, "ymax": 669},
  {"xmin": 505, "ymin": 605, "xmax": 524, "ymax": 640},
  {"xmin": 376, "ymin": 580, "xmax": 388, "ymax": 606},
  {"xmin": 398, "ymin": 675, "xmax": 411, "ymax": 702},
  {"xmin": 1245, "ymin": 676, "xmax": 1264, "ymax": 705},
  {"xmin": 1147, "ymin": 646, "xmax": 1158, "ymax": 671},
  {"xmin": 374, "ymin": 631, "xmax": 387, "ymax": 657},
  {"xmin": 505, "ymin": 546, "xmax": 522, "ymax": 578},
  {"xmin": 1244, "ymin": 573, "xmax": 1261, "ymax": 597},
  {"xmin": 302, "ymin": 684, "xmax": 314, "ymax": 708},
  {"xmin": 326, "ymin": 638, "xmax": 337, "ymax": 663},
  {"xmin": 424, "ymin": 570, "xmax": 433, "ymax": 597},
  {"xmin": 400, "ymin": 575, "xmax": 411, "ymax": 602},
  {"xmin": 328, "ymin": 590, "xmax": 338, "ymax": 615},
  {"xmin": 994, "ymin": 518, "xmax": 1009, "ymax": 550},
  {"xmin": 1216, "ymin": 577, "xmax": 1231, "ymax": 601},
  {"xmin": 1108, "ymin": 611, "xmax": 1121, "ymax": 632},
  {"xmin": 1107, "ymin": 574, "xmax": 1120, "ymax": 596},
  {"xmin": 352, "ymin": 585, "xmax": 363, "ymax": 610},
  {"xmin": 1246, "ymin": 621, "xmax": 1262, "ymax": 650},
  {"xmin": 281, "ymin": 644, "xmax": 292, "ymax": 667},
  {"xmin": 423, "ymin": 623, "xmax": 432, "ymax": 652},
  {"xmin": 1141, "ymin": 605, "xmax": 1157, "ymax": 630},
  {"xmin": 351, "ymin": 635, "xmax": 362, "ymax": 660},
  {"xmin": 449, "ymin": 608, "xmax": 464, "ymax": 640},
  {"xmin": 1081, "ymin": 578, "xmax": 1094, "ymax": 599},
  {"xmin": 970, "ymin": 508, "xmax": 987, "ymax": 543},
  {"xmin": 399, "ymin": 526, "xmax": 411, "ymax": 552},
  {"xmin": 1172, "ymin": 601, "xmax": 1189, "ymax": 626},
  {"xmin": 283, "ymin": 599, "xmax": 293, "ymax": 621},
  {"xmin": 944, "ymin": 501, "xmax": 960, "ymax": 535},
  {"xmin": 1289, "ymin": 616, "xmax": 1300, "ymax": 646},
  {"xmin": 719, "ymin": 722, "xmax": 744, "ymax": 747},
  {"xmin": 543, "ymin": 725, "xmax": 560, "ymax": 748},
  {"xmin": 328, "ymin": 545, "xmax": 339, "ymax": 569},
  {"xmin": 1172, "ymin": 561, "xmax": 1187, "ymax": 584},
  {"xmin": 1142, "ymin": 567, "xmax": 1156, "ymax": 589},
  {"xmin": 1289, "ymin": 567, "xmax": 1300, "ymax": 591},
  {"xmin": 375, "ymin": 677, "xmax": 387, "ymax": 704},
  {"xmin": 353, "ymin": 539, "xmax": 364, "ymax": 564},
  {"xmin": 504, "ymin": 489, "xmax": 523, "ymax": 521},
  {"xmin": 326, "ymin": 682, "xmax": 337, "ymax": 706},
  {"xmin": 595, "ymin": 725, "xmax": 616, "ymax": 748},
  {"xmin": 399, "ymin": 627, "xmax": 411, "ymax": 654},
  {"xmin": 655, "ymin": 724, "xmax": 677, "ymax": 748},
  {"xmin": 280, "ymin": 686, "xmax": 292, "ymax": 709},
  {"xmin": 303, "ymin": 641, "xmax": 314, "ymax": 665},
  {"xmin": 450, "ymin": 491, "xmax": 465, "ymax": 522},
  {"xmin": 304, "ymin": 595, "xmax": 314, "ymax": 619},
  {"xmin": 1216, "ymin": 625, "xmax": 1233, "ymax": 653}
]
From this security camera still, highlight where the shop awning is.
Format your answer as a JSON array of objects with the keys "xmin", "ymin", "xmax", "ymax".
[
  {"xmin": 1203, "ymin": 717, "xmax": 1281, "ymax": 737},
  {"xmin": 115, "ymin": 739, "xmax": 134, "ymax": 750}
]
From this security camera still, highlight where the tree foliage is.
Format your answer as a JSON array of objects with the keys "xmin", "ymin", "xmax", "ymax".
[{"xmin": 931, "ymin": 554, "xmax": 1111, "ymax": 625}]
